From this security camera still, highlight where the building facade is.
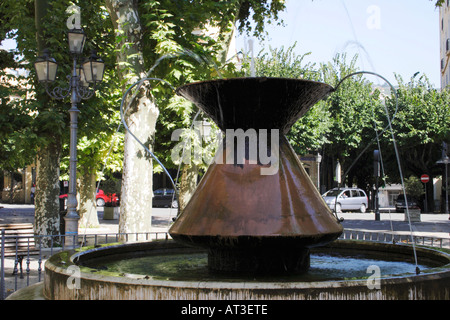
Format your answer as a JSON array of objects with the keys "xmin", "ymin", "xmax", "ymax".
[{"xmin": 440, "ymin": 3, "xmax": 450, "ymax": 88}]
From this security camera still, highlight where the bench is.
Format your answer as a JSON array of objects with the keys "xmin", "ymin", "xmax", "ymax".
[{"xmin": 0, "ymin": 223, "xmax": 40, "ymax": 278}]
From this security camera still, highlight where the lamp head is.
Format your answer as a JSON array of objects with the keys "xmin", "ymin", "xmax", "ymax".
[
  {"xmin": 34, "ymin": 49, "xmax": 58, "ymax": 83},
  {"xmin": 82, "ymin": 50, "xmax": 105, "ymax": 84},
  {"xmin": 68, "ymin": 28, "xmax": 86, "ymax": 55}
]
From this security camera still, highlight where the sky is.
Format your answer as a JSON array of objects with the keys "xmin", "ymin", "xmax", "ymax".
[
  {"xmin": 235, "ymin": 0, "xmax": 441, "ymax": 88},
  {"xmin": 1, "ymin": 1, "xmax": 440, "ymax": 87}
]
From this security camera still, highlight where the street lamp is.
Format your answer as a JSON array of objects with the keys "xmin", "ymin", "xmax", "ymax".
[
  {"xmin": 316, "ymin": 152, "xmax": 322, "ymax": 191},
  {"xmin": 436, "ymin": 143, "xmax": 449, "ymax": 218},
  {"xmin": 34, "ymin": 28, "xmax": 105, "ymax": 247}
]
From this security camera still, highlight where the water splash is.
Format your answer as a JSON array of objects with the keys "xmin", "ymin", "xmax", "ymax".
[{"xmin": 339, "ymin": 40, "xmax": 378, "ymax": 78}]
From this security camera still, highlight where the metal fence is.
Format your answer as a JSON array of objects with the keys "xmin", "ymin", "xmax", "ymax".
[
  {"xmin": 0, "ymin": 230, "xmax": 169, "ymax": 300},
  {"xmin": 340, "ymin": 228, "xmax": 450, "ymax": 249},
  {"xmin": 1, "ymin": 229, "xmax": 449, "ymax": 300}
]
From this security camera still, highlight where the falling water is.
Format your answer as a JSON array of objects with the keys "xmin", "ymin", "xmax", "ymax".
[{"xmin": 334, "ymin": 70, "xmax": 420, "ymax": 274}]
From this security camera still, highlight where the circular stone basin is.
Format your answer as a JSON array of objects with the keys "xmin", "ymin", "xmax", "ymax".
[{"xmin": 43, "ymin": 240, "xmax": 450, "ymax": 300}]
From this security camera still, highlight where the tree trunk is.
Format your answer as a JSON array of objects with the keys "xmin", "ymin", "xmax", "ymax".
[
  {"xmin": 9, "ymin": 171, "xmax": 13, "ymax": 204},
  {"xmin": 34, "ymin": 0, "xmax": 62, "ymax": 239},
  {"xmin": 106, "ymin": 0, "xmax": 158, "ymax": 235},
  {"xmin": 77, "ymin": 169, "xmax": 99, "ymax": 228},
  {"xmin": 34, "ymin": 142, "xmax": 61, "ymax": 238},
  {"xmin": 178, "ymin": 164, "xmax": 199, "ymax": 211}
]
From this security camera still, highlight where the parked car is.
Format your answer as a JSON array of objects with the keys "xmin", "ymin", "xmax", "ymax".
[
  {"xmin": 152, "ymin": 188, "xmax": 178, "ymax": 208},
  {"xmin": 322, "ymin": 188, "xmax": 369, "ymax": 213},
  {"xmin": 395, "ymin": 194, "xmax": 419, "ymax": 213},
  {"xmin": 59, "ymin": 189, "xmax": 119, "ymax": 207}
]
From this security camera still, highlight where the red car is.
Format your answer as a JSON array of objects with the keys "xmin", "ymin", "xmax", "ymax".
[{"xmin": 59, "ymin": 189, "xmax": 119, "ymax": 207}]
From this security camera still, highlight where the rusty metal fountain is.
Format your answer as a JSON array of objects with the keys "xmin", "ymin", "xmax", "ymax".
[{"xmin": 169, "ymin": 77, "xmax": 343, "ymax": 274}]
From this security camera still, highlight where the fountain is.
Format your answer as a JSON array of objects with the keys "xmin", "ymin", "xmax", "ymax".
[
  {"xmin": 168, "ymin": 77, "xmax": 343, "ymax": 274},
  {"xmin": 10, "ymin": 77, "xmax": 450, "ymax": 300}
]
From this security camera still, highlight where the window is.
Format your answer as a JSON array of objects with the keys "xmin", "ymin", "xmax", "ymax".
[{"xmin": 388, "ymin": 191, "xmax": 400, "ymax": 207}]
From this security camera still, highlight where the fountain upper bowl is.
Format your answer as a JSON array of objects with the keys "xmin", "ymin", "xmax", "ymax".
[{"xmin": 176, "ymin": 77, "xmax": 334, "ymax": 133}]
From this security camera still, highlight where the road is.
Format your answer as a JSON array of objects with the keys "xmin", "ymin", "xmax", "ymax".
[{"xmin": 1, "ymin": 203, "xmax": 449, "ymax": 239}]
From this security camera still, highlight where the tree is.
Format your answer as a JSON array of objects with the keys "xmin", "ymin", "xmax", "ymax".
[
  {"xmin": 0, "ymin": 55, "xmax": 37, "ymax": 173},
  {"xmin": 105, "ymin": 0, "xmax": 161, "ymax": 235},
  {"xmin": 383, "ymin": 74, "xmax": 450, "ymax": 211},
  {"xmin": 1, "ymin": 0, "xmax": 122, "ymax": 237},
  {"xmin": 404, "ymin": 176, "xmax": 425, "ymax": 201},
  {"xmin": 319, "ymin": 54, "xmax": 384, "ymax": 193}
]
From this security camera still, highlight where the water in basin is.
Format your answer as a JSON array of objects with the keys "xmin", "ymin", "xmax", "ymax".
[{"xmin": 85, "ymin": 251, "xmax": 428, "ymax": 282}]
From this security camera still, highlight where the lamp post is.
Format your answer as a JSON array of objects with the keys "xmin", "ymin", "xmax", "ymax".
[
  {"xmin": 316, "ymin": 152, "xmax": 322, "ymax": 191},
  {"xmin": 34, "ymin": 28, "xmax": 105, "ymax": 247},
  {"xmin": 374, "ymin": 150, "xmax": 381, "ymax": 221},
  {"xmin": 436, "ymin": 142, "xmax": 449, "ymax": 218}
]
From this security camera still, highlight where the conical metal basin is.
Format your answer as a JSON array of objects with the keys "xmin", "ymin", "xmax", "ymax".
[{"xmin": 169, "ymin": 77, "xmax": 342, "ymax": 274}]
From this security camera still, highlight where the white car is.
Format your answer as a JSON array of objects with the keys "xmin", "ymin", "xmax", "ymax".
[{"xmin": 322, "ymin": 188, "xmax": 369, "ymax": 213}]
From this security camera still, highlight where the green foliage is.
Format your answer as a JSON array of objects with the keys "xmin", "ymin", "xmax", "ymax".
[
  {"xmin": 382, "ymin": 74, "xmax": 450, "ymax": 181},
  {"xmin": 390, "ymin": 75, "xmax": 449, "ymax": 147},
  {"xmin": 101, "ymin": 177, "xmax": 121, "ymax": 195},
  {"xmin": 1, "ymin": 0, "xmax": 123, "ymax": 179},
  {"xmin": 323, "ymin": 54, "xmax": 382, "ymax": 155},
  {"xmin": 0, "ymin": 0, "xmax": 42, "ymax": 171},
  {"xmin": 250, "ymin": 42, "xmax": 318, "ymax": 79},
  {"xmin": 235, "ymin": 0, "xmax": 286, "ymax": 39},
  {"xmin": 404, "ymin": 175, "xmax": 425, "ymax": 199}
]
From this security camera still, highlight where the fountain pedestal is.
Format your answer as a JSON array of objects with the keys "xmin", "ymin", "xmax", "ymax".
[{"xmin": 169, "ymin": 77, "xmax": 343, "ymax": 274}]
